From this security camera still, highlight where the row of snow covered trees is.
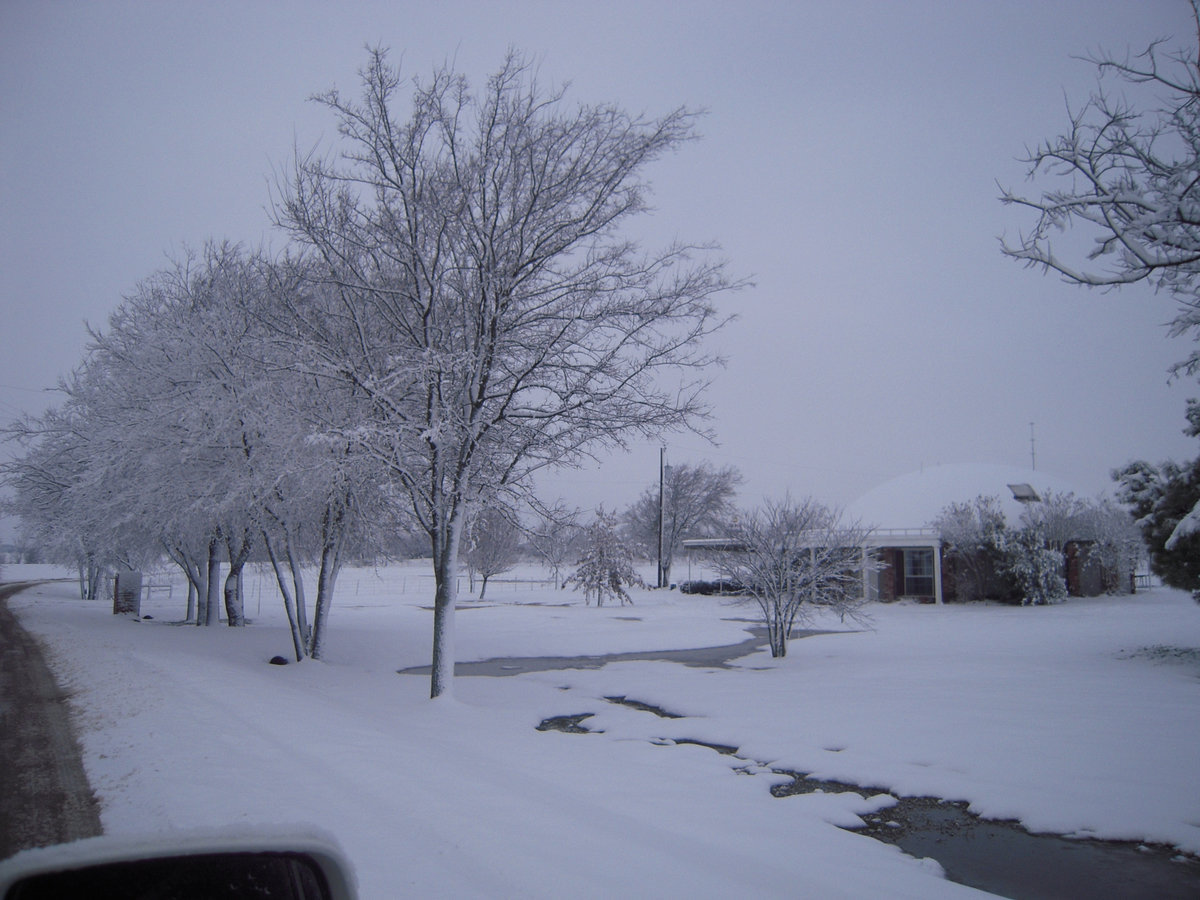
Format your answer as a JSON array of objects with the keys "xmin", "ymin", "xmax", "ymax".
[
  {"xmin": 932, "ymin": 491, "xmax": 1143, "ymax": 605},
  {"xmin": 1, "ymin": 49, "xmax": 735, "ymax": 697},
  {"xmin": 3, "ymin": 244, "xmax": 387, "ymax": 661}
]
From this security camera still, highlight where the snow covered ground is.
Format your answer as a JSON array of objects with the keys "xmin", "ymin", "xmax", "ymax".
[{"xmin": 5, "ymin": 562, "xmax": 1199, "ymax": 898}]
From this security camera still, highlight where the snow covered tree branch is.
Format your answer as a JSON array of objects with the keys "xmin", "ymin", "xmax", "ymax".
[{"xmin": 1001, "ymin": 6, "xmax": 1200, "ymax": 376}]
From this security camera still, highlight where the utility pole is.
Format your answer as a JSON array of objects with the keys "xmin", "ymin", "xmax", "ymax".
[
  {"xmin": 657, "ymin": 446, "xmax": 667, "ymax": 588},
  {"xmin": 1029, "ymin": 422, "xmax": 1037, "ymax": 471}
]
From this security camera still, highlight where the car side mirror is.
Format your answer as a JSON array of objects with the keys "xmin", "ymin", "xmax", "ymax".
[{"xmin": 0, "ymin": 830, "xmax": 356, "ymax": 900}]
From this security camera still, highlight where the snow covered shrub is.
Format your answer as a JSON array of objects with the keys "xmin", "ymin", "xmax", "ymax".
[
  {"xmin": 566, "ymin": 507, "xmax": 645, "ymax": 606},
  {"xmin": 1000, "ymin": 527, "xmax": 1067, "ymax": 606}
]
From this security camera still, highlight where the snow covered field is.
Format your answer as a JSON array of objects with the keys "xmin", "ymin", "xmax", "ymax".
[{"xmin": 5, "ymin": 562, "xmax": 1200, "ymax": 898}]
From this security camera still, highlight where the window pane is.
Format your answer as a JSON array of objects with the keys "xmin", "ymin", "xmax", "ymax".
[{"xmin": 903, "ymin": 548, "xmax": 934, "ymax": 596}]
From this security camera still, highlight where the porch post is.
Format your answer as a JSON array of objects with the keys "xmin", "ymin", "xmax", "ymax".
[{"xmin": 933, "ymin": 540, "xmax": 944, "ymax": 605}]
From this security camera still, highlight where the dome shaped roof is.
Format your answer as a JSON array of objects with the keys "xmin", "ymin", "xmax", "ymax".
[{"xmin": 845, "ymin": 463, "xmax": 1080, "ymax": 530}]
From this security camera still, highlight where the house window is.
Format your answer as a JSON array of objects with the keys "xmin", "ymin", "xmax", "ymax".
[{"xmin": 903, "ymin": 548, "xmax": 935, "ymax": 596}]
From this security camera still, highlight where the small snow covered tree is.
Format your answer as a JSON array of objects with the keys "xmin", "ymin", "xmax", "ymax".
[
  {"xmin": 1, "ymin": 404, "xmax": 113, "ymax": 600},
  {"xmin": 567, "ymin": 507, "xmax": 645, "ymax": 606},
  {"xmin": 1019, "ymin": 490, "xmax": 1091, "ymax": 553},
  {"xmin": 1021, "ymin": 490, "xmax": 1143, "ymax": 595},
  {"xmin": 711, "ymin": 497, "xmax": 874, "ymax": 658},
  {"xmin": 999, "ymin": 526, "xmax": 1067, "ymax": 606}
]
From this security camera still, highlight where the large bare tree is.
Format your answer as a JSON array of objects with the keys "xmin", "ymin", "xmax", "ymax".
[
  {"xmin": 623, "ymin": 461, "xmax": 742, "ymax": 586},
  {"xmin": 277, "ymin": 49, "xmax": 735, "ymax": 697}
]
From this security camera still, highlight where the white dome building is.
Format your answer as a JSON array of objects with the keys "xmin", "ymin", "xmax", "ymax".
[{"xmin": 847, "ymin": 463, "xmax": 1079, "ymax": 530}]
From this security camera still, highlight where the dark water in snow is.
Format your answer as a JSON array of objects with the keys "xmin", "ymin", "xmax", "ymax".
[
  {"xmin": 770, "ymin": 775, "xmax": 1200, "ymax": 900},
  {"xmin": 397, "ymin": 624, "xmax": 780, "ymax": 676},
  {"xmin": 405, "ymin": 631, "xmax": 1200, "ymax": 899},
  {"xmin": 537, "ymin": 696, "xmax": 1200, "ymax": 900},
  {"xmin": 887, "ymin": 803, "xmax": 1200, "ymax": 900}
]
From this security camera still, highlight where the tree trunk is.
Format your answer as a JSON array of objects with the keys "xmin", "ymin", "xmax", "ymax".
[
  {"xmin": 308, "ymin": 537, "xmax": 342, "ymax": 660},
  {"xmin": 479, "ymin": 574, "xmax": 489, "ymax": 600},
  {"xmin": 204, "ymin": 536, "xmax": 221, "ymax": 626},
  {"xmin": 286, "ymin": 532, "xmax": 310, "ymax": 644},
  {"xmin": 263, "ymin": 530, "xmax": 305, "ymax": 662},
  {"xmin": 223, "ymin": 569, "xmax": 245, "ymax": 627},
  {"xmin": 164, "ymin": 543, "xmax": 205, "ymax": 624},
  {"xmin": 80, "ymin": 553, "xmax": 101, "ymax": 601},
  {"xmin": 194, "ymin": 554, "xmax": 207, "ymax": 624},
  {"xmin": 769, "ymin": 625, "xmax": 787, "ymax": 658},
  {"xmin": 223, "ymin": 530, "xmax": 253, "ymax": 628},
  {"xmin": 768, "ymin": 604, "xmax": 787, "ymax": 658},
  {"xmin": 430, "ymin": 569, "xmax": 457, "ymax": 699},
  {"xmin": 429, "ymin": 516, "xmax": 464, "ymax": 699},
  {"xmin": 307, "ymin": 502, "xmax": 345, "ymax": 660}
]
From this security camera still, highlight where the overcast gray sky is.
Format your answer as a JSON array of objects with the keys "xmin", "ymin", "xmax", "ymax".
[{"xmin": 3, "ymin": 0, "xmax": 1198, "ymax": 529}]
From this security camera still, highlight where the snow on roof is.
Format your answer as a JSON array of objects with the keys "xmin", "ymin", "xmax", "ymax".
[{"xmin": 845, "ymin": 463, "xmax": 1081, "ymax": 531}]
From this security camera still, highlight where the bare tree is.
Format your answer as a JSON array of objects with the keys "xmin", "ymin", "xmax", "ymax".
[
  {"xmin": 711, "ymin": 497, "xmax": 874, "ymax": 658},
  {"xmin": 931, "ymin": 495, "xmax": 1008, "ymax": 603},
  {"xmin": 1079, "ymin": 495, "xmax": 1144, "ymax": 593},
  {"xmin": 277, "ymin": 49, "xmax": 735, "ymax": 697},
  {"xmin": 1000, "ymin": 7, "xmax": 1200, "ymax": 376},
  {"xmin": 462, "ymin": 505, "xmax": 520, "ymax": 600},
  {"xmin": 525, "ymin": 502, "xmax": 582, "ymax": 589},
  {"xmin": 623, "ymin": 461, "xmax": 742, "ymax": 586}
]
